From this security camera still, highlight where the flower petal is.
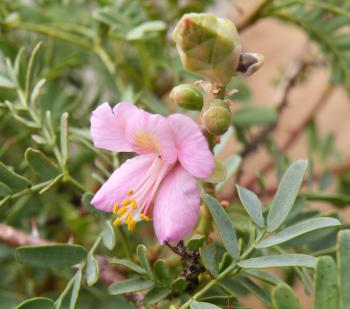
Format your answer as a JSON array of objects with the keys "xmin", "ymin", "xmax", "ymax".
[
  {"xmin": 90, "ymin": 102, "xmax": 137, "ymax": 152},
  {"xmin": 125, "ymin": 110, "xmax": 177, "ymax": 163},
  {"xmin": 168, "ymin": 114, "xmax": 215, "ymax": 178},
  {"xmin": 153, "ymin": 165, "xmax": 200, "ymax": 244},
  {"xmin": 91, "ymin": 154, "xmax": 155, "ymax": 212}
]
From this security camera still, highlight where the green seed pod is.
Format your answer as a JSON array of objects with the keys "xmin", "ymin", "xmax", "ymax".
[
  {"xmin": 202, "ymin": 99, "xmax": 231, "ymax": 135},
  {"xmin": 172, "ymin": 13, "xmax": 241, "ymax": 86},
  {"xmin": 170, "ymin": 84, "xmax": 203, "ymax": 111}
]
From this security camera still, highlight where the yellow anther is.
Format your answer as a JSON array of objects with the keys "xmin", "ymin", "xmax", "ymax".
[
  {"xmin": 126, "ymin": 213, "xmax": 133, "ymax": 224},
  {"xmin": 130, "ymin": 200, "xmax": 137, "ymax": 209},
  {"xmin": 112, "ymin": 203, "xmax": 119, "ymax": 214},
  {"xmin": 128, "ymin": 220, "xmax": 136, "ymax": 231},
  {"xmin": 140, "ymin": 214, "xmax": 150, "ymax": 221},
  {"xmin": 113, "ymin": 218, "xmax": 122, "ymax": 227},
  {"xmin": 117, "ymin": 207, "xmax": 128, "ymax": 216},
  {"xmin": 127, "ymin": 190, "xmax": 134, "ymax": 196},
  {"xmin": 122, "ymin": 199, "xmax": 132, "ymax": 207}
]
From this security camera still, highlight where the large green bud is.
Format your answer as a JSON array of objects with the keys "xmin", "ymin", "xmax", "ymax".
[
  {"xmin": 202, "ymin": 99, "xmax": 231, "ymax": 135},
  {"xmin": 170, "ymin": 84, "xmax": 203, "ymax": 111},
  {"xmin": 172, "ymin": 13, "xmax": 241, "ymax": 86}
]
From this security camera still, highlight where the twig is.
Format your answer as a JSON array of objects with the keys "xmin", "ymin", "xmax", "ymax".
[
  {"xmin": 242, "ymin": 84, "xmax": 335, "ymax": 191},
  {"xmin": 0, "ymin": 223, "xmax": 128, "ymax": 285},
  {"xmin": 236, "ymin": 0, "xmax": 274, "ymax": 32},
  {"xmin": 239, "ymin": 43, "xmax": 310, "ymax": 159},
  {"xmin": 263, "ymin": 158, "xmax": 350, "ymax": 198}
]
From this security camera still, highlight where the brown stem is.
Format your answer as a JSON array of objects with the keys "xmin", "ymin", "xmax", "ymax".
[
  {"xmin": 263, "ymin": 158, "xmax": 350, "ymax": 198},
  {"xmin": 239, "ymin": 43, "xmax": 310, "ymax": 159},
  {"xmin": 242, "ymin": 84, "xmax": 335, "ymax": 191},
  {"xmin": 0, "ymin": 223, "xmax": 135, "ymax": 293},
  {"xmin": 236, "ymin": 0, "xmax": 273, "ymax": 32}
]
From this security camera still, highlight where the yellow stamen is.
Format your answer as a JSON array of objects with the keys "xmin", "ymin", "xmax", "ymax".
[
  {"xmin": 117, "ymin": 207, "xmax": 128, "ymax": 216},
  {"xmin": 113, "ymin": 218, "xmax": 122, "ymax": 227},
  {"xmin": 140, "ymin": 214, "xmax": 150, "ymax": 221},
  {"xmin": 126, "ymin": 213, "xmax": 133, "ymax": 224},
  {"xmin": 122, "ymin": 199, "xmax": 132, "ymax": 207},
  {"xmin": 112, "ymin": 203, "xmax": 119, "ymax": 214},
  {"xmin": 128, "ymin": 220, "xmax": 136, "ymax": 231},
  {"xmin": 130, "ymin": 200, "xmax": 137, "ymax": 209},
  {"xmin": 127, "ymin": 190, "xmax": 134, "ymax": 196}
]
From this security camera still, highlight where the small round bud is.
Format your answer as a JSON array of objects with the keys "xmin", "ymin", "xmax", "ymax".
[
  {"xmin": 170, "ymin": 84, "xmax": 203, "ymax": 111},
  {"xmin": 202, "ymin": 99, "xmax": 231, "ymax": 135}
]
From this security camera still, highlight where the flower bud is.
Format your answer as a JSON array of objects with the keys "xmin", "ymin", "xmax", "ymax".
[
  {"xmin": 202, "ymin": 99, "xmax": 231, "ymax": 135},
  {"xmin": 172, "ymin": 13, "xmax": 241, "ymax": 86},
  {"xmin": 236, "ymin": 52, "xmax": 264, "ymax": 77},
  {"xmin": 170, "ymin": 84, "xmax": 203, "ymax": 111}
]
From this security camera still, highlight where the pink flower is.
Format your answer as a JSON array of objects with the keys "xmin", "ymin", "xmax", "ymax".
[{"xmin": 90, "ymin": 102, "xmax": 215, "ymax": 243}]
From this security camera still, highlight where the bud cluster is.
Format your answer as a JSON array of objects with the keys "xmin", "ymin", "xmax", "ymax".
[{"xmin": 171, "ymin": 13, "xmax": 264, "ymax": 136}]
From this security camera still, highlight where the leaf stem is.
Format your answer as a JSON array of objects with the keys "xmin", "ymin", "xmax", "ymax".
[
  {"xmin": 116, "ymin": 226, "xmax": 133, "ymax": 261},
  {"xmin": 180, "ymin": 230, "xmax": 266, "ymax": 308}
]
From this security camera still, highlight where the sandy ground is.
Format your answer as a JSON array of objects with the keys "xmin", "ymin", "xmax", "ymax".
[{"xmin": 212, "ymin": 1, "xmax": 350, "ymax": 308}]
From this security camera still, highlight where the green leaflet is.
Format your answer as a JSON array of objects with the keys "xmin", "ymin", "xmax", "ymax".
[
  {"xmin": 314, "ymin": 256, "xmax": 338, "ymax": 309},
  {"xmin": 15, "ymin": 297, "xmax": 54, "ymax": 309},
  {"xmin": 232, "ymin": 105, "xmax": 277, "ymax": 127},
  {"xmin": 236, "ymin": 185, "xmax": 265, "ymax": 228},
  {"xmin": 238, "ymin": 254, "xmax": 317, "ymax": 269},
  {"xmin": 102, "ymin": 221, "xmax": 116, "ymax": 250},
  {"xmin": 337, "ymin": 230, "xmax": 350, "ymax": 308},
  {"xmin": 108, "ymin": 277, "xmax": 154, "ymax": 295},
  {"xmin": 272, "ymin": 284, "xmax": 301, "ymax": 309},
  {"xmin": 256, "ymin": 217, "xmax": 341, "ymax": 248},
  {"xmin": 267, "ymin": 160, "xmax": 308, "ymax": 232},
  {"xmin": 86, "ymin": 254, "xmax": 99, "ymax": 286},
  {"xmin": 0, "ymin": 162, "xmax": 31, "ymax": 191},
  {"xmin": 25, "ymin": 148, "xmax": 59, "ymax": 180},
  {"xmin": 200, "ymin": 244, "xmax": 218, "ymax": 277},
  {"xmin": 144, "ymin": 287, "xmax": 171, "ymax": 306},
  {"xmin": 15, "ymin": 244, "xmax": 87, "ymax": 269},
  {"xmin": 203, "ymin": 194, "xmax": 239, "ymax": 258}
]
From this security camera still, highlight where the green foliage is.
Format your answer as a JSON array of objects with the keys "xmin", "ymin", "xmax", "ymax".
[
  {"xmin": 267, "ymin": 160, "xmax": 308, "ymax": 231},
  {"xmin": 108, "ymin": 277, "xmax": 155, "ymax": 295},
  {"xmin": 314, "ymin": 256, "xmax": 338, "ymax": 309},
  {"xmin": 15, "ymin": 244, "xmax": 87, "ymax": 268},
  {"xmin": 238, "ymin": 254, "xmax": 317, "ymax": 269},
  {"xmin": 232, "ymin": 105, "xmax": 278, "ymax": 127},
  {"xmin": 266, "ymin": 0, "xmax": 350, "ymax": 94},
  {"xmin": 15, "ymin": 297, "xmax": 54, "ymax": 309},
  {"xmin": 337, "ymin": 230, "xmax": 350, "ymax": 308},
  {"xmin": 256, "ymin": 217, "xmax": 340, "ymax": 248},
  {"xmin": 236, "ymin": 185, "xmax": 265, "ymax": 228},
  {"xmin": 272, "ymin": 284, "xmax": 301, "ymax": 309},
  {"xmin": 0, "ymin": 1, "xmax": 349, "ymax": 308},
  {"xmin": 203, "ymin": 194, "xmax": 239, "ymax": 258}
]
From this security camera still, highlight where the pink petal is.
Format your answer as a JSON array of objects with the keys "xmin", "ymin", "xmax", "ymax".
[
  {"xmin": 125, "ymin": 110, "xmax": 177, "ymax": 163},
  {"xmin": 168, "ymin": 114, "xmax": 215, "ymax": 178},
  {"xmin": 153, "ymin": 165, "xmax": 200, "ymax": 244},
  {"xmin": 91, "ymin": 154, "xmax": 155, "ymax": 212},
  {"xmin": 90, "ymin": 102, "xmax": 137, "ymax": 152}
]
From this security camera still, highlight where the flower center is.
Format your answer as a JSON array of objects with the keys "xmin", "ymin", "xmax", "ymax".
[{"xmin": 112, "ymin": 157, "xmax": 172, "ymax": 230}]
